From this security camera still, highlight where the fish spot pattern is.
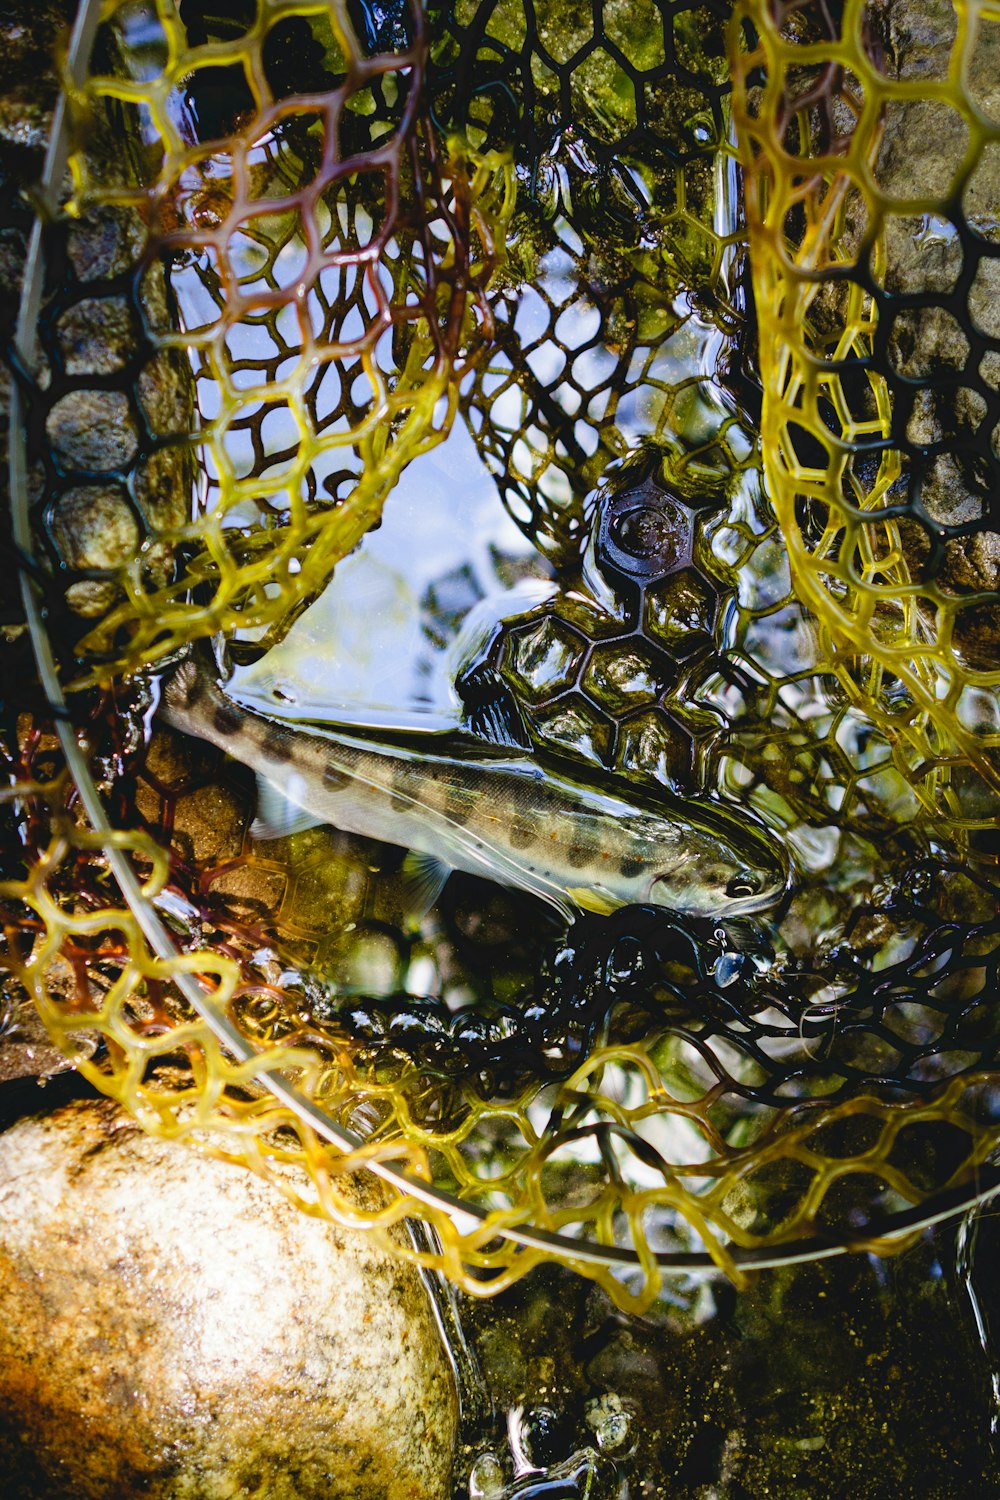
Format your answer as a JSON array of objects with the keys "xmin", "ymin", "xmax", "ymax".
[
  {"xmin": 212, "ymin": 702, "xmax": 241, "ymax": 737},
  {"xmin": 261, "ymin": 727, "xmax": 293, "ymax": 764},
  {"xmin": 385, "ymin": 765, "xmax": 415, "ymax": 810},
  {"xmin": 322, "ymin": 762, "xmax": 351, "ymax": 790}
]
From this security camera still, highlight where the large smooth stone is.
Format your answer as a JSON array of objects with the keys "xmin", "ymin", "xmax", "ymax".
[{"xmin": 0, "ymin": 1098, "xmax": 456, "ymax": 1499}]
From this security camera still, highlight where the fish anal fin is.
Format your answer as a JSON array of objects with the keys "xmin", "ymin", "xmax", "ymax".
[
  {"xmin": 251, "ymin": 773, "xmax": 326, "ymax": 841},
  {"xmin": 400, "ymin": 849, "xmax": 452, "ymax": 927}
]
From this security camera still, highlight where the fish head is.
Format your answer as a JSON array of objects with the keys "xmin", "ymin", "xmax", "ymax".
[{"xmin": 640, "ymin": 809, "xmax": 789, "ymax": 918}]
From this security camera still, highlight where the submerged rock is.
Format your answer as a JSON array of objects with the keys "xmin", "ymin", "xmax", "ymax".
[
  {"xmin": 0, "ymin": 988, "xmax": 91, "ymax": 1082},
  {"xmin": 0, "ymin": 1, "xmax": 193, "ymax": 633},
  {"xmin": 0, "ymin": 1098, "xmax": 457, "ymax": 1500},
  {"xmin": 764, "ymin": 1, "xmax": 1000, "ymax": 664},
  {"xmin": 872, "ymin": 0, "xmax": 1000, "ymax": 660},
  {"xmin": 461, "ymin": 1244, "xmax": 997, "ymax": 1497}
]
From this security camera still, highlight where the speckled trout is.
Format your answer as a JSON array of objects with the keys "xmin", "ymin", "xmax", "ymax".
[{"xmin": 161, "ymin": 657, "xmax": 787, "ymax": 921}]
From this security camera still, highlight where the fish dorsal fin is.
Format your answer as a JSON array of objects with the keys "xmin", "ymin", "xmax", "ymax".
[
  {"xmin": 399, "ymin": 849, "xmax": 453, "ymax": 927},
  {"xmin": 457, "ymin": 664, "xmax": 534, "ymax": 753},
  {"xmin": 251, "ymin": 773, "xmax": 327, "ymax": 841}
]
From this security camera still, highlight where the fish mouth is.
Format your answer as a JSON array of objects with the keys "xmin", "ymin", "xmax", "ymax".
[
  {"xmin": 724, "ymin": 826, "xmax": 792, "ymax": 916},
  {"xmin": 653, "ymin": 802, "xmax": 791, "ymax": 916},
  {"xmin": 647, "ymin": 846, "xmax": 790, "ymax": 917},
  {"xmin": 655, "ymin": 883, "xmax": 785, "ymax": 919},
  {"xmin": 715, "ymin": 877, "xmax": 788, "ymax": 917},
  {"xmin": 716, "ymin": 858, "xmax": 791, "ymax": 917}
]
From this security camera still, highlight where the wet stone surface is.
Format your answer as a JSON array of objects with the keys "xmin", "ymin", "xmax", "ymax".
[{"xmin": 0, "ymin": 1097, "xmax": 457, "ymax": 1500}]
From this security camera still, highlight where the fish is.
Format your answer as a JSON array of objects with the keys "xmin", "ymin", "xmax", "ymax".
[{"xmin": 160, "ymin": 655, "xmax": 788, "ymax": 923}]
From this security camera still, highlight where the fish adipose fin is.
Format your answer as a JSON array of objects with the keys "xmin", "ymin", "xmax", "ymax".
[
  {"xmin": 457, "ymin": 664, "xmax": 534, "ymax": 753},
  {"xmin": 251, "ymin": 774, "xmax": 327, "ymax": 841},
  {"xmin": 400, "ymin": 849, "xmax": 453, "ymax": 927}
]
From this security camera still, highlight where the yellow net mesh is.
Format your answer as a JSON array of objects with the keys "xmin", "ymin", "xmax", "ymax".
[
  {"xmin": 731, "ymin": 0, "xmax": 1000, "ymax": 818},
  {"xmin": 2, "ymin": 0, "xmax": 1000, "ymax": 1312},
  {"xmin": 47, "ymin": 0, "xmax": 513, "ymax": 678}
]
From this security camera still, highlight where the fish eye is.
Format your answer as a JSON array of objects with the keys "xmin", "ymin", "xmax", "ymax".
[{"xmin": 725, "ymin": 872, "xmax": 760, "ymax": 898}]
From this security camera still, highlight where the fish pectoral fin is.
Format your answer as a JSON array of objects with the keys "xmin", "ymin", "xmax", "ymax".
[
  {"xmin": 400, "ymin": 849, "xmax": 453, "ymax": 928},
  {"xmin": 567, "ymin": 885, "xmax": 620, "ymax": 916},
  {"xmin": 251, "ymin": 774, "xmax": 327, "ymax": 841}
]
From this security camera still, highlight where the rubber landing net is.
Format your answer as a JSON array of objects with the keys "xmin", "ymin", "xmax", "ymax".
[{"xmin": 2, "ymin": 0, "xmax": 999, "ymax": 1308}]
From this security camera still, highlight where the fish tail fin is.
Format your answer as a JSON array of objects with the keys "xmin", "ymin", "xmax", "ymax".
[{"xmin": 160, "ymin": 645, "xmax": 224, "ymax": 726}]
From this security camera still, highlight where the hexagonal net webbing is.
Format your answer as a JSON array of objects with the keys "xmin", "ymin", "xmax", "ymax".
[
  {"xmin": 1, "ymin": 0, "xmax": 1000, "ymax": 1311},
  {"xmin": 732, "ymin": 0, "xmax": 1000, "ymax": 817},
  {"xmin": 18, "ymin": 0, "xmax": 512, "ymax": 679}
]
